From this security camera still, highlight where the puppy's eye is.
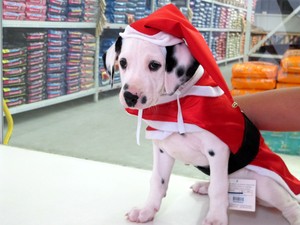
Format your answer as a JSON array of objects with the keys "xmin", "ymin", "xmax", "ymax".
[
  {"xmin": 149, "ymin": 61, "xmax": 161, "ymax": 71},
  {"xmin": 119, "ymin": 58, "xmax": 127, "ymax": 69}
]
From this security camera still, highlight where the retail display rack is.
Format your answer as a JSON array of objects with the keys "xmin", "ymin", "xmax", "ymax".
[
  {"xmin": 246, "ymin": 3, "xmax": 300, "ymax": 62},
  {"xmin": 1, "ymin": 0, "xmax": 254, "ymax": 115}
]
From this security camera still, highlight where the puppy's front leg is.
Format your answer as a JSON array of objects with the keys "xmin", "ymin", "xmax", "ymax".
[
  {"xmin": 127, "ymin": 143, "xmax": 175, "ymax": 223},
  {"xmin": 202, "ymin": 135, "xmax": 230, "ymax": 225}
]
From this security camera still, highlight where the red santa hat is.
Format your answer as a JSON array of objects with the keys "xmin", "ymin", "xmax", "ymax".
[{"xmin": 119, "ymin": 3, "xmax": 233, "ymax": 101}]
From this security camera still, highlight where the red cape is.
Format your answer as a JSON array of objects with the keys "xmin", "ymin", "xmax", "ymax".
[{"xmin": 126, "ymin": 71, "xmax": 300, "ymax": 196}]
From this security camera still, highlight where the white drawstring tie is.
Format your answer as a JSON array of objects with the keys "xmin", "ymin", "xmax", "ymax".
[
  {"xmin": 175, "ymin": 90, "xmax": 185, "ymax": 134},
  {"xmin": 136, "ymin": 109, "xmax": 143, "ymax": 145}
]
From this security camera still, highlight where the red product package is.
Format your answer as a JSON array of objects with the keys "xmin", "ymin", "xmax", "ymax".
[
  {"xmin": 25, "ymin": 3, "xmax": 47, "ymax": 14},
  {"xmin": 26, "ymin": 0, "xmax": 47, "ymax": 5},
  {"xmin": 26, "ymin": 13, "xmax": 47, "ymax": 21},
  {"xmin": 2, "ymin": 11, "xmax": 25, "ymax": 20},
  {"xmin": 3, "ymin": 1, "xmax": 26, "ymax": 12}
]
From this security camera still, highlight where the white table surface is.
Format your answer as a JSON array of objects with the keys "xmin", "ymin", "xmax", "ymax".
[{"xmin": 0, "ymin": 145, "xmax": 290, "ymax": 225}]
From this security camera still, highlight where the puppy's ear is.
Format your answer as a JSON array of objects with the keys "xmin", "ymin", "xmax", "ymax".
[
  {"xmin": 102, "ymin": 36, "xmax": 122, "ymax": 87},
  {"xmin": 164, "ymin": 43, "xmax": 199, "ymax": 94}
]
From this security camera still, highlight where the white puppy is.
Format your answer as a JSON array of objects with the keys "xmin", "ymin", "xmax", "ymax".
[{"xmin": 103, "ymin": 36, "xmax": 300, "ymax": 225}]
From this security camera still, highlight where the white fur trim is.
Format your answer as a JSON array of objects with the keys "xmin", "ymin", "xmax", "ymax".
[
  {"xmin": 119, "ymin": 25, "xmax": 183, "ymax": 47},
  {"xmin": 246, "ymin": 165, "xmax": 300, "ymax": 202},
  {"xmin": 145, "ymin": 120, "xmax": 204, "ymax": 139}
]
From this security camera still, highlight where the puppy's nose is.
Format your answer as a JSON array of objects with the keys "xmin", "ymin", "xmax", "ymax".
[{"xmin": 124, "ymin": 91, "xmax": 139, "ymax": 107}]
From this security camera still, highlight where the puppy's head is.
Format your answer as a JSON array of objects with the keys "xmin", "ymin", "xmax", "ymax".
[{"xmin": 103, "ymin": 37, "xmax": 199, "ymax": 109}]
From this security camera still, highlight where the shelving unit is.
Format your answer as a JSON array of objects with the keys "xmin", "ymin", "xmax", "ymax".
[
  {"xmin": 246, "ymin": 5, "xmax": 300, "ymax": 62},
  {"xmin": 190, "ymin": 0, "xmax": 249, "ymax": 64},
  {"xmin": 0, "ymin": 0, "xmax": 110, "ymax": 115}
]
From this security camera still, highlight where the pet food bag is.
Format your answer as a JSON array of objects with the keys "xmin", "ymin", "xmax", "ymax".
[
  {"xmin": 231, "ymin": 61, "xmax": 278, "ymax": 95},
  {"xmin": 232, "ymin": 61, "xmax": 278, "ymax": 79}
]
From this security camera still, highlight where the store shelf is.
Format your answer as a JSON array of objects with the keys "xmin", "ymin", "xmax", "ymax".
[
  {"xmin": 249, "ymin": 53, "xmax": 283, "ymax": 59},
  {"xmin": 98, "ymin": 83, "xmax": 122, "ymax": 93},
  {"xmin": 217, "ymin": 55, "xmax": 243, "ymax": 64},
  {"xmin": 104, "ymin": 23, "xmax": 127, "ymax": 30},
  {"xmin": 8, "ymin": 89, "xmax": 96, "ymax": 115},
  {"xmin": 3, "ymin": 20, "xmax": 96, "ymax": 29},
  {"xmin": 199, "ymin": 28, "xmax": 242, "ymax": 32}
]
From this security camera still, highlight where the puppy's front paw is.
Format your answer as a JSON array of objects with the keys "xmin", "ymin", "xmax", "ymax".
[
  {"xmin": 202, "ymin": 211, "xmax": 228, "ymax": 225},
  {"xmin": 126, "ymin": 207, "xmax": 158, "ymax": 223},
  {"xmin": 190, "ymin": 181, "xmax": 210, "ymax": 195}
]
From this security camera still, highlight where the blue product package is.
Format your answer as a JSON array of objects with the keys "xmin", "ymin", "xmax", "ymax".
[
  {"xmin": 47, "ymin": 46, "xmax": 68, "ymax": 54},
  {"xmin": 48, "ymin": 30, "xmax": 68, "ymax": 39},
  {"xmin": 48, "ymin": 4, "xmax": 68, "ymax": 15},
  {"xmin": 47, "ymin": 0, "xmax": 67, "ymax": 7},
  {"xmin": 46, "ymin": 63, "xmax": 66, "ymax": 73},
  {"xmin": 67, "ymin": 6, "xmax": 84, "ymax": 17},
  {"xmin": 47, "ymin": 54, "xmax": 67, "ymax": 63},
  {"xmin": 27, "ymin": 72, "xmax": 46, "ymax": 84},
  {"xmin": 48, "ymin": 39, "xmax": 67, "ymax": 47},
  {"xmin": 47, "ymin": 13, "xmax": 67, "ymax": 21}
]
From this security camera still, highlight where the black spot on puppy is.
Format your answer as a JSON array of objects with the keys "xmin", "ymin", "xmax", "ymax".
[
  {"xmin": 141, "ymin": 96, "xmax": 147, "ymax": 104},
  {"xmin": 102, "ymin": 52, "xmax": 107, "ymax": 70},
  {"xmin": 161, "ymin": 178, "xmax": 165, "ymax": 185},
  {"xmin": 176, "ymin": 66, "xmax": 185, "ymax": 77},
  {"xmin": 123, "ymin": 83, "xmax": 129, "ymax": 90},
  {"xmin": 115, "ymin": 36, "xmax": 122, "ymax": 57},
  {"xmin": 159, "ymin": 149, "xmax": 164, "ymax": 153},
  {"xmin": 186, "ymin": 59, "xmax": 200, "ymax": 79},
  {"xmin": 208, "ymin": 150, "xmax": 215, "ymax": 157},
  {"xmin": 165, "ymin": 46, "xmax": 177, "ymax": 73}
]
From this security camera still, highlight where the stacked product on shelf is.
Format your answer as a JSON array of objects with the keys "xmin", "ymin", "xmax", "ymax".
[
  {"xmin": 83, "ymin": 0, "xmax": 99, "ymax": 22},
  {"xmin": 189, "ymin": 0, "xmax": 245, "ymax": 61},
  {"xmin": 26, "ymin": 31, "xmax": 47, "ymax": 103},
  {"xmin": 3, "ymin": 0, "xmax": 99, "ymax": 22},
  {"xmin": 46, "ymin": 29, "xmax": 67, "ymax": 99},
  {"xmin": 66, "ymin": 30, "xmax": 96, "ymax": 93},
  {"xmin": 190, "ymin": 0, "xmax": 212, "ymax": 28},
  {"xmin": 25, "ymin": 0, "xmax": 47, "ymax": 21},
  {"xmin": 226, "ymin": 32, "xmax": 242, "ymax": 59},
  {"xmin": 3, "ymin": 0, "xmax": 26, "ymax": 20},
  {"xmin": 104, "ymin": 0, "xmax": 149, "ymax": 24},
  {"xmin": 79, "ymin": 31, "xmax": 96, "ymax": 91},
  {"xmin": 66, "ymin": 30, "xmax": 81, "ymax": 94},
  {"xmin": 47, "ymin": 0, "xmax": 68, "ymax": 22},
  {"xmin": 2, "ymin": 46, "xmax": 27, "ymax": 107},
  {"xmin": 211, "ymin": 32, "xmax": 227, "ymax": 61},
  {"xmin": 277, "ymin": 49, "xmax": 300, "ymax": 88},
  {"xmin": 231, "ymin": 61, "xmax": 278, "ymax": 96}
]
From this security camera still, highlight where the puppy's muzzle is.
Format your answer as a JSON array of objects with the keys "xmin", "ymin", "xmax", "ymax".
[{"xmin": 124, "ymin": 91, "xmax": 139, "ymax": 107}]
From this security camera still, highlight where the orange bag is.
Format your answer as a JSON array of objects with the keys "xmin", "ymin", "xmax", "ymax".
[
  {"xmin": 232, "ymin": 61, "xmax": 278, "ymax": 79},
  {"xmin": 231, "ymin": 89, "xmax": 262, "ymax": 96},
  {"xmin": 281, "ymin": 56, "xmax": 300, "ymax": 73},
  {"xmin": 231, "ymin": 78, "xmax": 276, "ymax": 90},
  {"xmin": 277, "ymin": 69, "xmax": 300, "ymax": 84},
  {"xmin": 276, "ymin": 82, "xmax": 300, "ymax": 89}
]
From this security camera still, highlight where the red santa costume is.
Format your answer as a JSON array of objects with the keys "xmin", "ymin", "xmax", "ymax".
[{"xmin": 119, "ymin": 4, "xmax": 300, "ymax": 201}]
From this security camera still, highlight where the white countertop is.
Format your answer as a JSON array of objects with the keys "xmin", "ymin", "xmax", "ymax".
[{"xmin": 0, "ymin": 145, "xmax": 290, "ymax": 225}]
